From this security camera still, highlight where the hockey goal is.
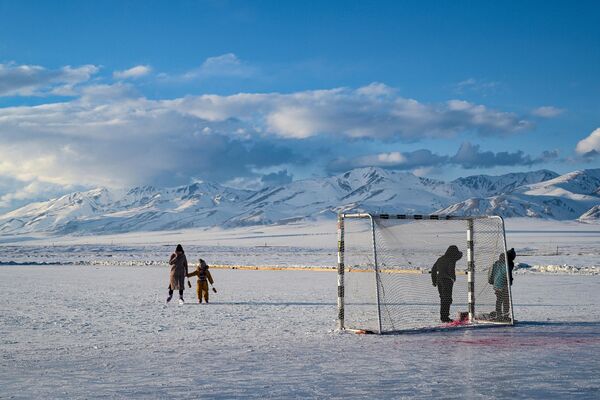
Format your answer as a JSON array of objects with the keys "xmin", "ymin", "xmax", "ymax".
[{"xmin": 336, "ymin": 213, "xmax": 514, "ymax": 334}]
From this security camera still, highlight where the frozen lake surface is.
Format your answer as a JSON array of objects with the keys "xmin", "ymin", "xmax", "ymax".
[
  {"xmin": 1, "ymin": 219, "xmax": 599, "ymax": 272},
  {"xmin": 1, "ymin": 266, "xmax": 599, "ymax": 399}
]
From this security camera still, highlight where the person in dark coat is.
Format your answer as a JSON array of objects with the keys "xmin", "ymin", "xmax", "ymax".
[
  {"xmin": 167, "ymin": 244, "xmax": 189, "ymax": 303},
  {"xmin": 431, "ymin": 245, "xmax": 463, "ymax": 323},
  {"xmin": 506, "ymin": 247, "xmax": 516, "ymax": 285}
]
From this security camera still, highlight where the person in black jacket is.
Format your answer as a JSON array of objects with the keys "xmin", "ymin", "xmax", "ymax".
[
  {"xmin": 431, "ymin": 245, "xmax": 463, "ymax": 323},
  {"xmin": 506, "ymin": 248, "xmax": 516, "ymax": 285}
]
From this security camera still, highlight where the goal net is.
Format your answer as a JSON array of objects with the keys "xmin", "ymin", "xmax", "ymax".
[{"xmin": 337, "ymin": 213, "xmax": 514, "ymax": 334}]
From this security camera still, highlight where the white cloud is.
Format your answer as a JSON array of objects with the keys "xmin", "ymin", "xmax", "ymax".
[
  {"xmin": 0, "ymin": 180, "xmax": 71, "ymax": 208},
  {"xmin": 202, "ymin": 53, "xmax": 240, "ymax": 70},
  {"xmin": 412, "ymin": 167, "xmax": 437, "ymax": 177},
  {"xmin": 0, "ymin": 88, "xmax": 300, "ymax": 201},
  {"xmin": 0, "ymin": 84, "xmax": 532, "ymax": 143},
  {"xmin": 575, "ymin": 128, "xmax": 600, "ymax": 155},
  {"xmin": 453, "ymin": 78, "xmax": 500, "ymax": 95},
  {"xmin": 377, "ymin": 152, "xmax": 407, "ymax": 164},
  {"xmin": 329, "ymin": 149, "xmax": 445, "ymax": 172},
  {"xmin": 532, "ymin": 106, "xmax": 564, "ymax": 118},
  {"xmin": 456, "ymin": 78, "xmax": 477, "ymax": 87},
  {"xmin": 0, "ymin": 80, "xmax": 535, "ymax": 210},
  {"xmin": 0, "ymin": 63, "xmax": 99, "ymax": 96},
  {"xmin": 183, "ymin": 53, "xmax": 256, "ymax": 80},
  {"xmin": 356, "ymin": 82, "xmax": 396, "ymax": 97},
  {"xmin": 328, "ymin": 152, "xmax": 411, "ymax": 171},
  {"xmin": 113, "ymin": 65, "xmax": 152, "ymax": 79},
  {"xmin": 178, "ymin": 86, "xmax": 530, "ymax": 140}
]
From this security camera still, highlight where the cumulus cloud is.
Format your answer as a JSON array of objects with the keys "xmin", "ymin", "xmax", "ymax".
[
  {"xmin": 0, "ymin": 87, "xmax": 306, "ymax": 211},
  {"xmin": 0, "ymin": 78, "xmax": 535, "ymax": 210},
  {"xmin": 575, "ymin": 128, "xmax": 600, "ymax": 157},
  {"xmin": 113, "ymin": 65, "xmax": 152, "ymax": 79},
  {"xmin": 0, "ymin": 175, "xmax": 83, "ymax": 212},
  {"xmin": 0, "ymin": 63, "xmax": 99, "ymax": 96},
  {"xmin": 328, "ymin": 142, "xmax": 558, "ymax": 172},
  {"xmin": 532, "ymin": 106, "xmax": 564, "ymax": 118},
  {"xmin": 173, "ymin": 83, "xmax": 531, "ymax": 139},
  {"xmin": 0, "ymin": 97, "xmax": 300, "ymax": 187}
]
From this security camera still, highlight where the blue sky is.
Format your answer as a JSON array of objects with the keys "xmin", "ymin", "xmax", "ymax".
[{"xmin": 0, "ymin": 0, "xmax": 598, "ymax": 211}]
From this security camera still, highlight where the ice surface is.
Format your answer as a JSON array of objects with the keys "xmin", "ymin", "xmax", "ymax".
[
  {"xmin": 1, "ymin": 219, "xmax": 599, "ymax": 398},
  {"xmin": 1, "ymin": 266, "xmax": 599, "ymax": 399}
]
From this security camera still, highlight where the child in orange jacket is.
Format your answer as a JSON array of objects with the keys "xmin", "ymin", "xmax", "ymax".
[{"xmin": 187, "ymin": 259, "xmax": 216, "ymax": 303}]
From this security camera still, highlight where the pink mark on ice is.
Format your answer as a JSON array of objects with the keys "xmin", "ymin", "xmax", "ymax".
[
  {"xmin": 450, "ymin": 336, "xmax": 600, "ymax": 347},
  {"xmin": 443, "ymin": 319, "xmax": 470, "ymax": 327}
]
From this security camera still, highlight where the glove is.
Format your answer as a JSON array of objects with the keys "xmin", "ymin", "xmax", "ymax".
[
  {"xmin": 187, "ymin": 280, "xmax": 192, "ymax": 288},
  {"xmin": 212, "ymin": 287, "xmax": 217, "ymax": 293}
]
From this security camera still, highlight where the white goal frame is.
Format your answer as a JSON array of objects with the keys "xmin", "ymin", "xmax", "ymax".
[{"xmin": 336, "ymin": 213, "xmax": 515, "ymax": 334}]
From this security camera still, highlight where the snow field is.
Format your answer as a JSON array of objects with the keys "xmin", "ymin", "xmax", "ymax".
[{"xmin": 1, "ymin": 266, "xmax": 600, "ymax": 399}]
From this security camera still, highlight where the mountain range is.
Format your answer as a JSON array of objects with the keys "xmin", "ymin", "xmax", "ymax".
[{"xmin": 0, "ymin": 167, "xmax": 598, "ymax": 235}]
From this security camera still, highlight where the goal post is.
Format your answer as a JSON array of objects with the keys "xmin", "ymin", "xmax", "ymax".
[{"xmin": 337, "ymin": 213, "xmax": 514, "ymax": 334}]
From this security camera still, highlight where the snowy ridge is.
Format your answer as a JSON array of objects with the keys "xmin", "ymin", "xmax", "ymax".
[
  {"xmin": 437, "ymin": 169, "xmax": 600, "ymax": 220},
  {"xmin": 0, "ymin": 167, "xmax": 597, "ymax": 235},
  {"xmin": 450, "ymin": 170, "xmax": 559, "ymax": 198},
  {"xmin": 579, "ymin": 205, "xmax": 600, "ymax": 222}
]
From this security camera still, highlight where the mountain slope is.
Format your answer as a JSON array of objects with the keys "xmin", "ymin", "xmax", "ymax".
[
  {"xmin": 0, "ymin": 183, "xmax": 251, "ymax": 234},
  {"xmin": 579, "ymin": 205, "xmax": 600, "ymax": 222},
  {"xmin": 0, "ymin": 167, "xmax": 586, "ymax": 235},
  {"xmin": 438, "ymin": 169, "xmax": 600, "ymax": 220},
  {"xmin": 450, "ymin": 170, "xmax": 559, "ymax": 198},
  {"xmin": 226, "ymin": 168, "xmax": 463, "ymax": 226}
]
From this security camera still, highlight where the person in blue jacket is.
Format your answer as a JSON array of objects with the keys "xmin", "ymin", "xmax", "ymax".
[{"xmin": 489, "ymin": 248, "xmax": 516, "ymax": 320}]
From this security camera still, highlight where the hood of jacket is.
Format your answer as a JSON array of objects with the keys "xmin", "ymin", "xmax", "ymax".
[{"xmin": 445, "ymin": 245, "xmax": 463, "ymax": 261}]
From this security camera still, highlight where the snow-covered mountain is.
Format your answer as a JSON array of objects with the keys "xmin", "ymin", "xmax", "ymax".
[
  {"xmin": 227, "ymin": 168, "xmax": 565, "ymax": 227},
  {"xmin": 450, "ymin": 170, "xmax": 559, "ymax": 198},
  {"xmin": 225, "ymin": 168, "xmax": 462, "ymax": 226},
  {"xmin": 0, "ymin": 182, "xmax": 250, "ymax": 234},
  {"xmin": 579, "ymin": 205, "xmax": 600, "ymax": 222},
  {"xmin": 438, "ymin": 169, "xmax": 600, "ymax": 220},
  {"xmin": 0, "ymin": 167, "xmax": 596, "ymax": 235}
]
